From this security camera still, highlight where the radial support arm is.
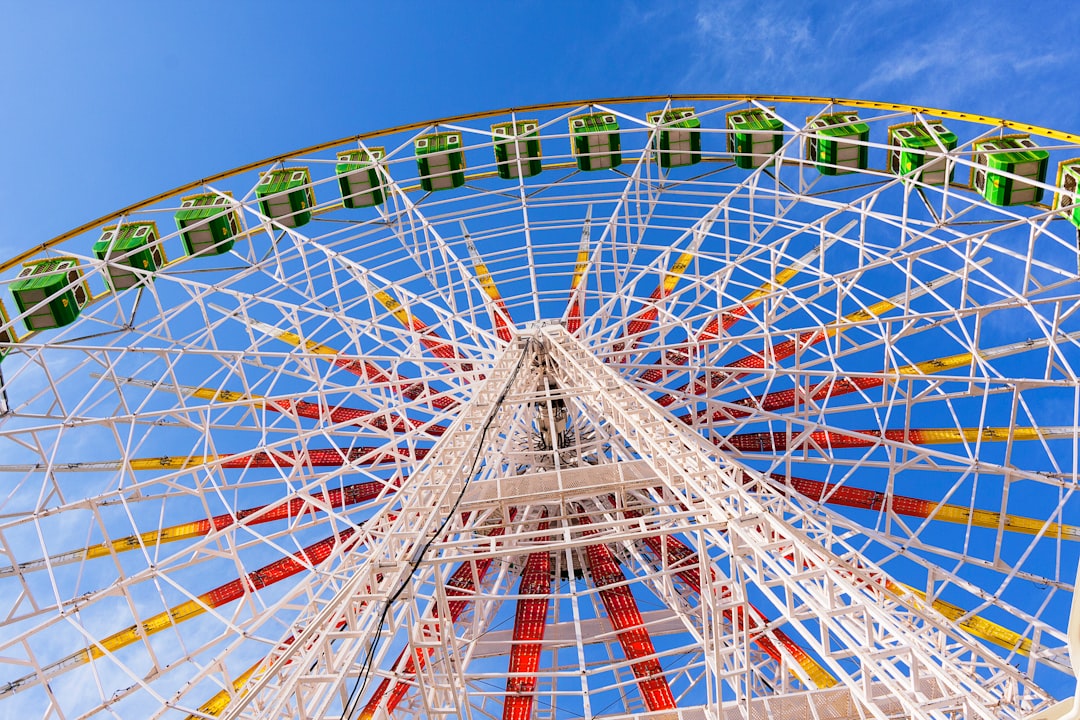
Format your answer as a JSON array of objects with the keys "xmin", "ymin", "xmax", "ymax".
[
  {"xmin": 539, "ymin": 323, "xmax": 1050, "ymax": 720},
  {"xmin": 220, "ymin": 338, "xmax": 540, "ymax": 720},
  {"xmin": 1027, "ymin": 559, "xmax": 1080, "ymax": 720}
]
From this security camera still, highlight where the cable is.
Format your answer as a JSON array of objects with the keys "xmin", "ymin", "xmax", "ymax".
[{"xmin": 340, "ymin": 339, "xmax": 532, "ymax": 719}]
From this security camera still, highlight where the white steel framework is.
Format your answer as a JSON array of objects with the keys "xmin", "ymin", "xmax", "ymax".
[{"xmin": 0, "ymin": 96, "xmax": 1078, "ymax": 719}]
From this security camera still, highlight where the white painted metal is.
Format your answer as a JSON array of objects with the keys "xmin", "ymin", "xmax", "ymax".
[{"xmin": 0, "ymin": 97, "xmax": 1077, "ymax": 720}]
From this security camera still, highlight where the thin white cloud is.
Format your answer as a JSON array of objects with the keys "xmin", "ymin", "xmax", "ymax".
[
  {"xmin": 1013, "ymin": 51, "xmax": 1072, "ymax": 72},
  {"xmin": 678, "ymin": 0, "xmax": 1079, "ymax": 117},
  {"xmin": 686, "ymin": 1, "xmax": 817, "ymax": 88}
]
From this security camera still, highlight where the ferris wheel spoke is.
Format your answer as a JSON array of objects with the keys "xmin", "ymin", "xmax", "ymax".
[
  {"xmin": 611, "ymin": 247, "xmax": 694, "ymax": 356},
  {"xmin": 0, "ymin": 477, "xmax": 395, "ymax": 578},
  {"xmin": 0, "ymin": 451, "xmax": 396, "ymax": 535},
  {"xmin": 563, "ymin": 113, "xmax": 670, "ymax": 339},
  {"xmin": 637, "ymin": 235, "xmax": 841, "ymax": 385},
  {"xmin": 685, "ymin": 313, "xmax": 1080, "ymax": 434},
  {"xmin": 692, "ymin": 330, "xmax": 1080, "ymax": 425},
  {"xmin": 565, "ymin": 205, "xmax": 592, "ymax": 334},
  {"xmin": 624, "ymin": 483, "xmax": 1070, "ymax": 679},
  {"xmin": 177, "ymin": 568, "xmax": 371, "ymax": 720},
  {"xmin": 575, "ymin": 510, "xmax": 678, "ymax": 713},
  {"xmin": 501, "ymin": 517, "xmax": 551, "ymax": 720},
  {"xmin": 223, "ymin": 312, "xmax": 461, "ymax": 411},
  {"xmin": 330, "ymin": 275, "xmax": 487, "ymax": 381},
  {"xmin": 101, "ymin": 374, "xmax": 450, "ymax": 437},
  {"xmin": 655, "ymin": 260, "xmax": 979, "ymax": 408},
  {"xmin": 0, "ymin": 510, "xmax": 367, "ymax": 632},
  {"xmin": 183, "ymin": 607, "xmax": 361, "ymax": 720},
  {"xmin": 0, "ymin": 444, "xmax": 426, "ymax": 474},
  {"xmin": 918, "ymin": 599, "xmax": 1064, "ymax": 678},
  {"xmin": 372, "ymin": 286, "xmax": 479, "ymax": 374},
  {"xmin": 621, "ymin": 506, "xmax": 838, "ymax": 690},
  {"xmin": 378, "ymin": 159, "xmax": 515, "ymax": 343},
  {"xmin": 359, "ymin": 526, "xmax": 506, "ymax": 720},
  {"xmin": 461, "ymin": 234, "xmax": 515, "ymax": 344},
  {"xmin": 611, "ymin": 203, "xmax": 725, "ymax": 355},
  {"xmin": 896, "ymin": 582, "xmax": 1051, "ymax": 659},
  {"xmin": 760, "ymin": 518, "xmax": 1069, "ymax": 672},
  {"xmin": 653, "ymin": 204, "xmax": 1071, "ymax": 401},
  {"xmin": 161, "ymin": 545, "xmax": 383, "ymax": 720},
  {"xmin": 188, "ymin": 654, "xmax": 268, "ymax": 720},
  {"xmin": 626, "ymin": 173, "xmax": 893, "ymax": 355},
  {"xmin": 591, "ymin": 110, "xmax": 843, "ymax": 343},
  {"xmin": 228, "ymin": 232, "xmax": 492, "ymax": 383},
  {"xmin": 766, "ymin": 471, "xmax": 1080, "ymax": 541},
  {"xmin": 0, "ymin": 369, "xmax": 445, "ymax": 448},
  {"xmin": 594, "ymin": 105, "xmax": 665, "ymax": 291},
  {"xmin": 718, "ymin": 425, "xmax": 1070, "ymax": 453},
  {"xmin": 723, "ymin": 492, "xmax": 1068, "ymax": 674},
  {"xmin": 772, "ymin": 483, "xmax": 1076, "ymax": 666},
  {"xmin": 0, "ymin": 528, "xmax": 360, "ymax": 698}
]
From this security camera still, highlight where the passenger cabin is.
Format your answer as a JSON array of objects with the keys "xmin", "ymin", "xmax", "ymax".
[
  {"xmin": 255, "ymin": 168, "xmax": 315, "ymax": 227},
  {"xmin": 806, "ymin": 112, "xmax": 869, "ymax": 175},
  {"xmin": 492, "ymin": 121, "xmax": 542, "ymax": 179},
  {"xmin": 92, "ymin": 222, "xmax": 164, "ymax": 291},
  {"xmin": 10, "ymin": 257, "xmax": 88, "ymax": 331},
  {"xmin": 0, "ymin": 300, "xmax": 15, "ymax": 356},
  {"xmin": 888, "ymin": 122, "xmax": 957, "ymax": 185},
  {"xmin": 568, "ymin": 112, "xmax": 621, "ymax": 171},
  {"xmin": 175, "ymin": 193, "xmax": 240, "ymax": 256},
  {"xmin": 415, "ymin": 133, "xmax": 466, "ymax": 191},
  {"xmin": 970, "ymin": 135, "xmax": 1048, "ymax": 206},
  {"xmin": 1056, "ymin": 160, "xmax": 1080, "ymax": 229},
  {"xmin": 727, "ymin": 108, "xmax": 782, "ymax": 169},
  {"xmin": 337, "ymin": 148, "xmax": 386, "ymax": 208},
  {"xmin": 646, "ymin": 107, "xmax": 701, "ymax": 168}
]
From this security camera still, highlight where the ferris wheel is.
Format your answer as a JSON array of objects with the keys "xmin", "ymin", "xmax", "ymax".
[{"xmin": 1, "ymin": 94, "xmax": 1080, "ymax": 720}]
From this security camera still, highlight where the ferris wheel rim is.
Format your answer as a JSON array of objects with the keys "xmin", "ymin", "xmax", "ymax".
[{"xmin": 8, "ymin": 92, "xmax": 1079, "ymax": 276}]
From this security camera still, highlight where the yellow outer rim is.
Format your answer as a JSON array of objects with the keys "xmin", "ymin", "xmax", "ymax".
[{"xmin": 5, "ymin": 94, "xmax": 1078, "ymax": 275}]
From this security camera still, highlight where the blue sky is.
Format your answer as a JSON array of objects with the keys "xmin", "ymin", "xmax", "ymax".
[
  {"xmin": 2, "ymin": 0, "xmax": 1078, "ymax": 253},
  {"xmin": 1, "ymin": 2, "xmax": 1079, "ymax": 712}
]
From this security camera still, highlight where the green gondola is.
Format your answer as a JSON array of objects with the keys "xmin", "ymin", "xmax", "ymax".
[
  {"xmin": 727, "ymin": 108, "xmax": 782, "ymax": 169},
  {"xmin": 970, "ymin": 135, "xmax": 1048, "ymax": 206},
  {"xmin": 10, "ymin": 257, "xmax": 89, "ymax": 331},
  {"xmin": 1057, "ymin": 160, "xmax": 1080, "ymax": 229},
  {"xmin": 415, "ymin": 133, "xmax": 466, "ymax": 191},
  {"xmin": 337, "ymin": 148, "xmax": 387, "ymax": 207},
  {"xmin": 92, "ymin": 222, "xmax": 165, "ymax": 291},
  {"xmin": 568, "ymin": 112, "xmax": 621, "ymax": 171},
  {"xmin": 492, "ymin": 121, "xmax": 542, "ymax": 179},
  {"xmin": 888, "ymin": 121, "xmax": 957, "ymax": 185},
  {"xmin": 255, "ymin": 168, "xmax": 315, "ymax": 227},
  {"xmin": 646, "ymin": 107, "xmax": 701, "ymax": 168},
  {"xmin": 0, "ymin": 300, "xmax": 15, "ymax": 358},
  {"xmin": 175, "ymin": 193, "xmax": 240, "ymax": 256},
  {"xmin": 806, "ymin": 112, "xmax": 869, "ymax": 175}
]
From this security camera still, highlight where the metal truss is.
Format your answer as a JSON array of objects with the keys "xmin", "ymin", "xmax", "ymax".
[{"xmin": 0, "ymin": 96, "xmax": 1078, "ymax": 720}]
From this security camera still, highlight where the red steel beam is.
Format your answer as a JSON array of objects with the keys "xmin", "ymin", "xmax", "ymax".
[
  {"xmin": 577, "ymin": 512, "xmax": 677, "ymax": 713},
  {"xmin": 503, "ymin": 520, "xmax": 552, "ymax": 720}
]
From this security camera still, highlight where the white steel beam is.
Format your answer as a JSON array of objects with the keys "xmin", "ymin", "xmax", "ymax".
[
  {"xmin": 221, "ymin": 338, "xmax": 540, "ymax": 720},
  {"xmin": 538, "ymin": 323, "xmax": 1049, "ymax": 720}
]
